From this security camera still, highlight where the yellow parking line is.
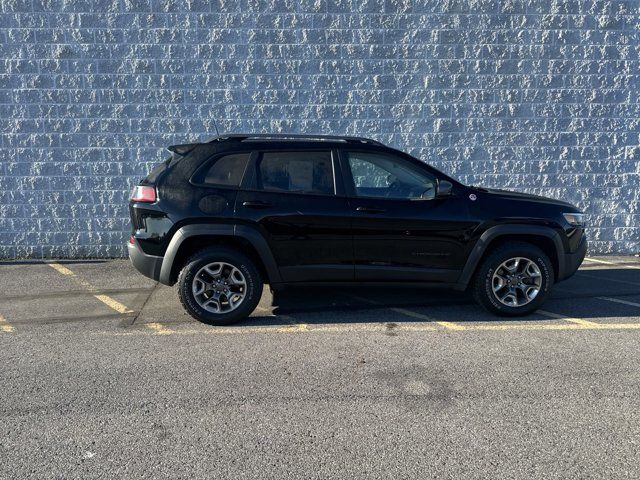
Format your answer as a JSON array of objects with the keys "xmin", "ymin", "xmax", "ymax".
[
  {"xmin": 584, "ymin": 257, "xmax": 640, "ymax": 270},
  {"xmin": 93, "ymin": 294, "xmax": 134, "ymax": 314},
  {"xmin": 47, "ymin": 262, "xmax": 133, "ymax": 313},
  {"xmin": 538, "ymin": 309, "xmax": 600, "ymax": 326},
  {"xmin": 105, "ymin": 320, "xmax": 640, "ymax": 337},
  {"xmin": 390, "ymin": 307, "xmax": 466, "ymax": 330},
  {"xmin": 388, "ymin": 307, "xmax": 465, "ymax": 330},
  {"xmin": 597, "ymin": 296, "xmax": 640, "ymax": 309},
  {"xmin": 433, "ymin": 320, "xmax": 466, "ymax": 331},
  {"xmin": 0, "ymin": 314, "xmax": 14, "ymax": 333},
  {"xmin": 46, "ymin": 262, "xmax": 75, "ymax": 276},
  {"xmin": 113, "ymin": 322, "xmax": 438, "ymax": 336},
  {"xmin": 145, "ymin": 322, "xmax": 174, "ymax": 335},
  {"xmin": 349, "ymin": 294, "xmax": 465, "ymax": 330},
  {"xmin": 464, "ymin": 322, "xmax": 640, "ymax": 331},
  {"xmin": 46, "ymin": 262, "xmax": 134, "ymax": 314},
  {"xmin": 385, "ymin": 324, "xmax": 439, "ymax": 332}
]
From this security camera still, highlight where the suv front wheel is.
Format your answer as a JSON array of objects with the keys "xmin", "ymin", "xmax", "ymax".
[
  {"xmin": 178, "ymin": 247, "xmax": 263, "ymax": 325},
  {"xmin": 473, "ymin": 242, "xmax": 553, "ymax": 316}
]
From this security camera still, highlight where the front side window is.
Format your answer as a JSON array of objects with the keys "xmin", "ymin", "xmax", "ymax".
[
  {"xmin": 202, "ymin": 153, "xmax": 251, "ymax": 186},
  {"xmin": 257, "ymin": 151, "xmax": 334, "ymax": 195},
  {"xmin": 346, "ymin": 152, "xmax": 436, "ymax": 200}
]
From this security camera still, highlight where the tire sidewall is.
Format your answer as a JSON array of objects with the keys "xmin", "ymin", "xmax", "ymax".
[
  {"xmin": 179, "ymin": 249, "xmax": 261, "ymax": 325},
  {"xmin": 480, "ymin": 248, "xmax": 552, "ymax": 315}
]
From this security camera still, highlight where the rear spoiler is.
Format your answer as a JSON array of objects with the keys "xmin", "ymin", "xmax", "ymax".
[{"xmin": 167, "ymin": 144, "xmax": 198, "ymax": 156}]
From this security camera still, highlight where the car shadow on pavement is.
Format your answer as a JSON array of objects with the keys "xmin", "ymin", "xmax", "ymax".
[
  {"xmin": 253, "ymin": 286, "xmax": 518, "ymax": 327},
  {"xmin": 248, "ymin": 267, "xmax": 640, "ymax": 326},
  {"xmin": 271, "ymin": 286, "xmax": 472, "ymax": 314}
]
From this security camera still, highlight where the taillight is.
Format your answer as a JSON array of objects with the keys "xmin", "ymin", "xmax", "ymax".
[{"xmin": 130, "ymin": 185, "xmax": 156, "ymax": 203}]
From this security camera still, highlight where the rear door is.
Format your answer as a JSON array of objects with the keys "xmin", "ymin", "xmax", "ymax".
[
  {"xmin": 340, "ymin": 150, "xmax": 471, "ymax": 283},
  {"xmin": 236, "ymin": 149, "xmax": 354, "ymax": 282}
]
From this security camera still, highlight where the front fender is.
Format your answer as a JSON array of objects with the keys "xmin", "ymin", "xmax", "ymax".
[{"xmin": 455, "ymin": 224, "xmax": 565, "ymax": 289}]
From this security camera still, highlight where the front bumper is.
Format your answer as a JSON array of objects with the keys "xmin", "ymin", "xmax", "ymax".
[
  {"xmin": 128, "ymin": 240, "xmax": 163, "ymax": 282},
  {"xmin": 558, "ymin": 234, "xmax": 587, "ymax": 281}
]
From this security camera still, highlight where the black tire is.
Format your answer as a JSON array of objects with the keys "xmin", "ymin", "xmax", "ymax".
[
  {"xmin": 472, "ymin": 242, "xmax": 554, "ymax": 317},
  {"xmin": 177, "ymin": 247, "xmax": 263, "ymax": 325}
]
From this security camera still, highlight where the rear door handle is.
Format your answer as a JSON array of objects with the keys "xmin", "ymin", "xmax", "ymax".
[
  {"xmin": 356, "ymin": 206, "xmax": 386, "ymax": 214},
  {"xmin": 242, "ymin": 200, "xmax": 272, "ymax": 209}
]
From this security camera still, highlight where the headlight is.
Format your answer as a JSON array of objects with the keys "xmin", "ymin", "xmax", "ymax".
[{"xmin": 563, "ymin": 212, "xmax": 585, "ymax": 226}]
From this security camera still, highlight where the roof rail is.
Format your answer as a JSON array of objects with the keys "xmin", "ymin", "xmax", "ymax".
[{"xmin": 206, "ymin": 133, "xmax": 384, "ymax": 147}]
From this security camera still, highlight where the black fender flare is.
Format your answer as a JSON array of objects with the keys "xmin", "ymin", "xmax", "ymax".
[
  {"xmin": 456, "ymin": 224, "xmax": 565, "ymax": 289},
  {"xmin": 159, "ymin": 224, "xmax": 282, "ymax": 285}
]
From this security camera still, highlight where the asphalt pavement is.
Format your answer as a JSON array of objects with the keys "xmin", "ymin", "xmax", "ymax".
[{"xmin": 1, "ymin": 256, "xmax": 640, "ymax": 479}]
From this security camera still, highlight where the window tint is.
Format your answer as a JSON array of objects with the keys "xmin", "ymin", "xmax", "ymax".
[
  {"xmin": 202, "ymin": 153, "xmax": 250, "ymax": 186},
  {"xmin": 347, "ymin": 152, "xmax": 436, "ymax": 200},
  {"xmin": 257, "ymin": 151, "xmax": 334, "ymax": 195}
]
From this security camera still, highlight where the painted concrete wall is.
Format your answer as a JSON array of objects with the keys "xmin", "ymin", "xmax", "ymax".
[{"xmin": 1, "ymin": 0, "xmax": 638, "ymax": 257}]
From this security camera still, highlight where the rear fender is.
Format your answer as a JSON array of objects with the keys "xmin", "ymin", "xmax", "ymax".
[{"xmin": 159, "ymin": 224, "xmax": 281, "ymax": 285}]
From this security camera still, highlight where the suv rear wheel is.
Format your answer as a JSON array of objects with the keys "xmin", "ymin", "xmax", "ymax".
[
  {"xmin": 178, "ymin": 247, "xmax": 263, "ymax": 325},
  {"xmin": 473, "ymin": 242, "xmax": 553, "ymax": 316}
]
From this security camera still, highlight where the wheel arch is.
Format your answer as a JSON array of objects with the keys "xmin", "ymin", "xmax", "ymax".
[
  {"xmin": 457, "ymin": 225, "xmax": 564, "ymax": 289},
  {"xmin": 159, "ymin": 224, "xmax": 281, "ymax": 286}
]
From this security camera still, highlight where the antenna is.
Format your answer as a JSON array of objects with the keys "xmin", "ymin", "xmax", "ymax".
[{"xmin": 213, "ymin": 119, "xmax": 220, "ymax": 137}]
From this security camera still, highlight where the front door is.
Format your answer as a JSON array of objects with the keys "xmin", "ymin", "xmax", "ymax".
[
  {"xmin": 236, "ymin": 149, "xmax": 354, "ymax": 282},
  {"xmin": 341, "ymin": 150, "xmax": 472, "ymax": 283}
]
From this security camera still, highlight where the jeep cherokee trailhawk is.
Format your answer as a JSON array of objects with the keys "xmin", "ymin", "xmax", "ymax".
[{"xmin": 128, "ymin": 134, "xmax": 587, "ymax": 325}]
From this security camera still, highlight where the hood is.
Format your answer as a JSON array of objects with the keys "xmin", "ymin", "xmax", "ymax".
[{"xmin": 471, "ymin": 186, "xmax": 577, "ymax": 209}]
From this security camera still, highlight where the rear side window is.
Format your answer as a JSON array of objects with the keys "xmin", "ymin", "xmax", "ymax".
[
  {"xmin": 201, "ymin": 153, "xmax": 251, "ymax": 186},
  {"xmin": 257, "ymin": 151, "xmax": 334, "ymax": 195}
]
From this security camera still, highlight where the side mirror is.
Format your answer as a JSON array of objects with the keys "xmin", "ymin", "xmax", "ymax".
[{"xmin": 436, "ymin": 179, "xmax": 453, "ymax": 198}]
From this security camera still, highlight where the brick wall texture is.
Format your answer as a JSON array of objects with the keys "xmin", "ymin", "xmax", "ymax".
[{"xmin": 1, "ymin": 0, "xmax": 639, "ymax": 258}]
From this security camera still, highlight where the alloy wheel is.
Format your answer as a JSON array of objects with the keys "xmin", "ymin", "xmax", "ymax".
[
  {"xmin": 192, "ymin": 262, "xmax": 247, "ymax": 314},
  {"xmin": 491, "ymin": 257, "xmax": 542, "ymax": 307}
]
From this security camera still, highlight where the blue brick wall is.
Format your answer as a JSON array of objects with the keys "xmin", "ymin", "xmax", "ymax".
[{"xmin": 1, "ymin": 0, "xmax": 638, "ymax": 258}]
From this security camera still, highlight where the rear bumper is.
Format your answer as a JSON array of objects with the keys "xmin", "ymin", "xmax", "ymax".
[
  {"xmin": 128, "ymin": 240, "xmax": 163, "ymax": 282},
  {"xmin": 558, "ymin": 235, "xmax": 587, "ymax": 281}
]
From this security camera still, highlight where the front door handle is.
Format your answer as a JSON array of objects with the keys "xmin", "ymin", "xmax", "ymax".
[
  {"xmin": 242, "ymin": 200, "xmax": 272, "ymax": 209},
  {"xmin": 356, "ymin": 206, "xmax": 386, "ymax": 214}
]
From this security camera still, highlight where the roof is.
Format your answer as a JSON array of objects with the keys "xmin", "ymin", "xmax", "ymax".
[{"xmin": 205, "ymin": 133, "xmax": 385, "ymax": 147}]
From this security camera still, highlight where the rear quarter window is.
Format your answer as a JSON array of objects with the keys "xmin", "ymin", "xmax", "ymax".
[{"xmin": 196, "ymin": 153, "xmax": 251, "ymax": 186}]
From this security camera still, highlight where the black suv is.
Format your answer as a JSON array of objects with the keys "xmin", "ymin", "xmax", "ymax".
[{"xmin": 128, "ymin": 134, "xmax": 587, "ymax": 325}]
